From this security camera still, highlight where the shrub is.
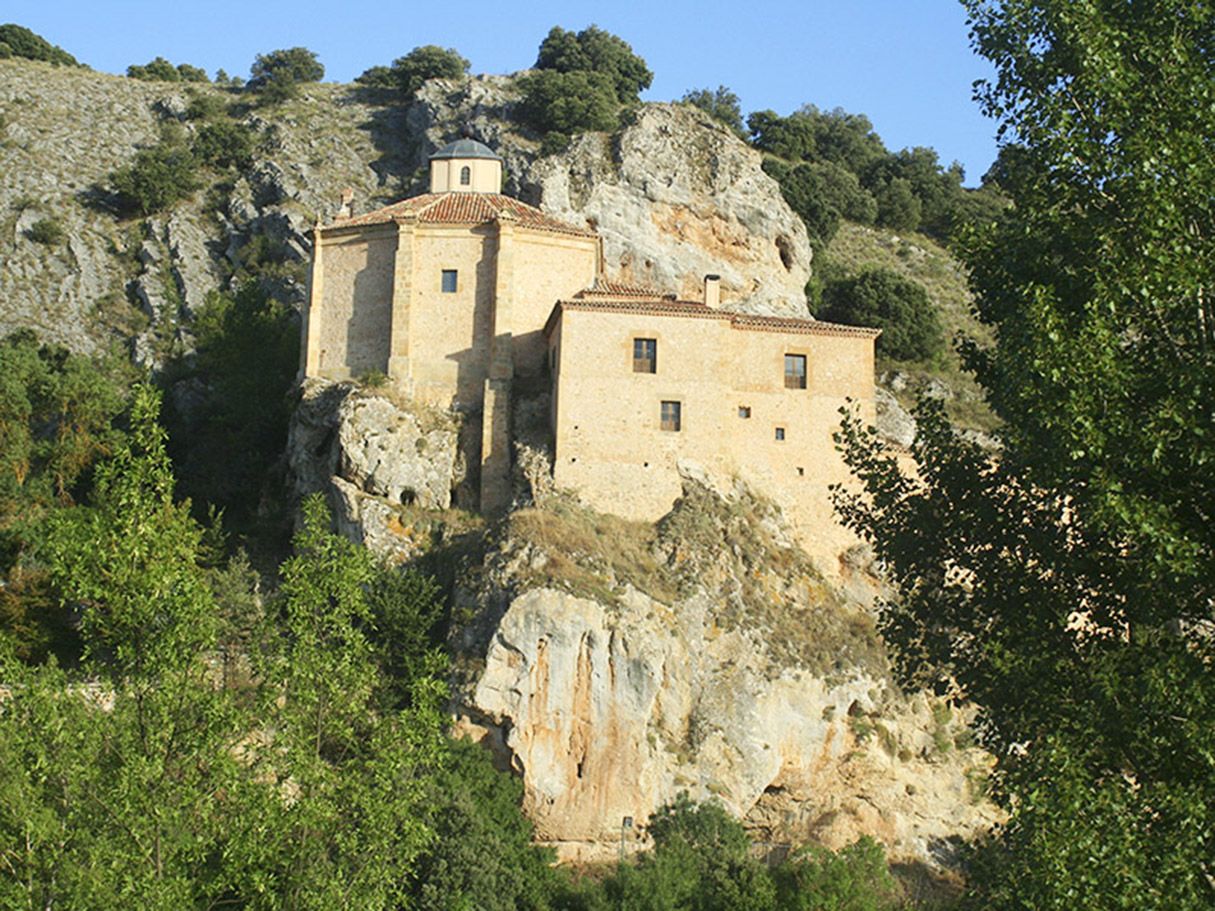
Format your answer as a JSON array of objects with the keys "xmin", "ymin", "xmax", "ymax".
[
  {"xmin": 125, "ymin": 57, "xmax": 206, "ymax": 82},
  {"xmin": 765, "ymin": 159, "xmax": 878, "ymax": 247},
  {"xmin": 192, "ymin": 119, "xmax": 256, "ymax": 170},
  {"xmin": 25, "ymin": 217, "xmax": 65, "ymax": 246},
  {"xmin": 248, "ymin": 46, "xmax": 323, "ymax": 104},
  {"xmin": 0, "ymin": 24, "xmax": 79, "ymax": 66},
  {"xmin": 356, "ymin": 44, "xmax": 469, "ymax": 96},
  {"xmin": 110, "ymin": 136, "xmax": 200, "ymax": 215},
  {"xmin": 874, "ymin": 177, "xmax": 921, "ymax": 232},
  {"xmin": 535, "ymin": 25, "xmax": 652, "ymax": 103},
  {"xmin": 681, "ymin": 85, "xmax": 745, "ymax": 136},
  {"xmin": 517, "ymin": 69, "xmax": 620, "ymax": 147},
  {"xmin": 818, "ymin": 267, "xmax": 944, "ymax": 361}
]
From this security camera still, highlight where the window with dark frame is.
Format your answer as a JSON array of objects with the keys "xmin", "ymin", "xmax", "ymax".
[
  {"xmin": 633, "ymin": 338, "xmax": 657, "ymax": 373},
  {"xmin": 441, "ymin": 270, "xmax": 458, "ymax": 293},
  {"xmin": 775, "ymin": 426, "xmax": 786, "ymax": 441},
  {"xmin": 738, "ymin": 406, "xmax": 751, "ymax": 418},
  {"xmin": 460, "ymin": 165, "xmax": 471, "ymax": 185},
  {"xmin": 660, "ymin": 400, "xmax": 681, "ymax": 432},
  {"xmin": 784, "ymin": 353, "xmax": 807, "ymax": 389}
]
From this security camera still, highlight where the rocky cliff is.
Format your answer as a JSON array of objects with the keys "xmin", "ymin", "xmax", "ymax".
[{"xmin": 289, "ymin": 380, "xmax": 999, "ymax": 868}]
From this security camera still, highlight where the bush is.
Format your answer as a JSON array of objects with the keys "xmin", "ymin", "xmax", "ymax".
[
  {"xmin": 517, "ymin": 69, "xmax": 620, "ymax": 145},
  {"xmin": 25, "ymin": 217, "xmax": 65, "ymax": 246},
  {"xmin": 535, "ymin": 25, "xmax": 652, "ymax": 103},
  {"xmin": 110, "ymin": 136, "xmax": 200, "ymax": 215},
  {"xmin": 126, "ymin": 57, "xmax": 207, "ymax": 82},
  {"xmin": 248, "ymin": 46, "xmax": 323, "ymax": 104},
  {"xmin": 356, "ymin": 44, "xmax": 469, "ymax": 96},
  {"xmin": 874, "ymin": 177, "xmax": 921, "ymax": 232},
  {"xmin": 0, "ymin": 24, "xmax": 79, "ymax": 66},
  {"xmin": 765, "ymin": 159, "xmax": 876, "ymax": 247},
  {"xmin": 192, "ymin": 119, "xmax": 256, "ymax": 170},
  {"xmin": 681, "ymin": 85, "xmax": 745, "ymax": 136},
  {"xmin": 818, "ymin": 268, "xmax": 944, "ymax": 361}
]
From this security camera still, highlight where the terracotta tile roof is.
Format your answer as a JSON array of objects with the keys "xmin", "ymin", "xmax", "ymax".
[
  {"xmin": 545, "ymin": 298, "xmax": 882, "ymax": 340},
  {"xmin": 328, "ymin": 192, "xmax": 596, "ymax": 237},
  {"xmin": 576, "ymin": 278, "xmax": 676, "ymax": 300}
]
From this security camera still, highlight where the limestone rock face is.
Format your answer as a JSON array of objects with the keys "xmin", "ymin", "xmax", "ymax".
[
  {"xmin": 454, "ymin": 481, "xmax": 999, "ymax": 866},
  {"xmin": 287, "ymin": 379, "xmax": 463, "ymax": 560},
  {"xmin": 531, "ymin": 106, "xmax": 813, "ymax": 315},
  {"xmin": 408, "ymin": 81, "xmax": 814, "ymax": 316}
]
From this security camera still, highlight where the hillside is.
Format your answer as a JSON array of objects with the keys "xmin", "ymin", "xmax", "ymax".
[{"xmin": 1, "ymin": 53, "xmax": 997, "ymax": 877}]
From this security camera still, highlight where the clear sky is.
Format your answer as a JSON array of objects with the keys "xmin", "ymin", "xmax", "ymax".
[{"xmin": 5, "ymin": 1, "xmax": 1000, "ymax": 185}]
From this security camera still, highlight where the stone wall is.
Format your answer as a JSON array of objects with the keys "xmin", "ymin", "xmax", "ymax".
[{"xmin": 550, "ymin": 305, "xmax": 876, "ymax": 574}]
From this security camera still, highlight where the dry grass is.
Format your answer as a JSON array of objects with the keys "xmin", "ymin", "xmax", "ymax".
[{"xmin": 506, "ymin": 497, "xmax": 682, "ymax": 606}]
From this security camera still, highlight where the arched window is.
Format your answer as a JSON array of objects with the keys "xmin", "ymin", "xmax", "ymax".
[{"xmin": 459, "ymin": 165, "xmax": 471, "ymax": 186}]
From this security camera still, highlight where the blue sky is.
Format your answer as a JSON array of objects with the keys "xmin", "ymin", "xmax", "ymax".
[{"xmin": 6, "ymin": 1, "xmax": 1000, "ymax": 184}]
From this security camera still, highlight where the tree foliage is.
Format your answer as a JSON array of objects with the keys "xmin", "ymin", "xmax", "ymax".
[
  {"xmin": 0, "ymin": 23, "xmax": 79, "ymax": 66},
  {"xmin": 356, "ymin": 44, "xmax": 469, "ymax": 96},
  {"xmin": 535, "ymin": 25, "xmax": 652, "ymax": 102},
  {"xmin": 162, "ymin": 282, "xmax": 298, "ymax": 542},
  {"xmin": 109, "ymin": 128, "xmax": 201, "ymax": 215},
  {"xmin": 126, "ymin": 56, "xmax": 209, "ymax": 82},
  {"xmin": 819, "ymin": 268, "xmax": 943, "ymax": 361},
  {"xmin": 681, "ymin": 85, "xmax": 745, "ymax": 136},
  {"xmin": 520, "ymin": 25, "xmax": 652, "ymax": 151},
  {"xmin": 248, "ymin": 46, "xmax": 324, "ymax": 104},
  {"xmin": 834, "ymin": 1, "xmax": 1215, "ymax": 906}
]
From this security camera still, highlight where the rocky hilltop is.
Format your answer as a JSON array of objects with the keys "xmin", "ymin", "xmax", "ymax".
[{"xmin": 0, "ymin": 60, "xmax": 810, "ymax": 363}]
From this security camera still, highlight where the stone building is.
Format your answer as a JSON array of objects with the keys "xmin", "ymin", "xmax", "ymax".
[{"xmin": 302, "ymin": 138, "xmax": 878, "ymax": 564}]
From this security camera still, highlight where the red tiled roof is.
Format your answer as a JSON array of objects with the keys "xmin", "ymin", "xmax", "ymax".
[
  {"xmin": 576, "ymin": 278, "xmax": 675, "ymax": 300},
  {"xmin": 328, "ymin": 192, "xmax": 596, "ymax": 237},
  {"xmin": 545, "ymin": 298, "xmax": 882, "ymax": 340}
]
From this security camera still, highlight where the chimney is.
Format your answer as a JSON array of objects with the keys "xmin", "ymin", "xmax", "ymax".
[
  {"xmin": 337, "ymin": 187, "xmax": 354, "ymax": 220},
  {"xmin": 703, "ymin": 274, "xmax": 721, "ymax": 309}
]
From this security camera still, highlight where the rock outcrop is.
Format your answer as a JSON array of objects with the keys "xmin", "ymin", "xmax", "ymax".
[
  {"xmin": 287, "ymin": 379, "xmax": 464, "ymax": 560},
  {"xmin": 450, "ymin": 478, "xmax": 998, "ymax": 866},
  {"xmin": 408, "ymin": 79, "xmax": 813, "ymax": 315}
]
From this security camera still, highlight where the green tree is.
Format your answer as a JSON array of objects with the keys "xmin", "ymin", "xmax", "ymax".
[
  {"xmin": 162, "ymin": 282, "xmax": 298, "ymax": 542},
  {"xmin": 819, "ymin": 268, "xmax": 943, "ymax": 361},
  {"xmin": 41, "ymin": 384, "xmax": 216, "ymax": 680},
  {"xmin": 771, "ymin": 837, "xmax": 896, "ymax": 911},
  {"xmin": 127, "ymin": 56, "xmax": 182, "ymax": 81},
  {"xmin": 248, "ymin": 46, "xmax": 324, "ymax": 104},
  {"xmin": 0, "ymin": 23, "xmax": 79, "ymax": 65},
  {"xmin": 1, "ymin": 384, "xmax": 247, "ymax": 909},
  {"xmin": 412, "ymin": 737, "xmax": 561, "ymax": 911},
  {"xmin": 535, "ymin": 25, "xmax": 652, "ymax": 103},
  {"xmin": 681, "ymin": 85, "xmax": 745, "ymax": 136},
  {"xmin": 227, "ymin": 494, "xmax": 447, "ymax": 909},
  {"xmin": 517, "ymin": 69, "xmax": 621, "ymax": 151},
  {"xmin": 109, "ymin": 129, "xmax": 200, "ymax": 215},
  {"xmin": 0, "ymin": 332, "xmax": 129, "ymax": 661},
  {"xmin": 872, "ymin": 177, "xmax": 921, "ymax": 231},
  {"xmin": 834, "ymin": 1, "xmax": 1215, "ymax": 907},
  {"xmin": 357, "ymin": 44, "xmax": 470, "ymax": 96}
]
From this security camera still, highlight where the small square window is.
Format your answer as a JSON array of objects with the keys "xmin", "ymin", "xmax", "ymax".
[
  {"xmin": 660, "ymin": 400, "xmax": 681, "ymax": 432},
  {"xmin": 784, "ymin": 354, "xmax": 807, "ymax": 389},
  {"xmin": 441, "ymin": 270, "xmax": 458, "ymax": 293},
  {"xmin": 775, "ymin": 427, "xmax": 786, "ymax": 441},
  {"xmin": 633, "ymin": 338, "xmax": 657, "ymax": 373},
  {"xmin": 796, "ymin": 466, "xmax": 805, "ymax": 476},
  {"xmin": 738, "ymin": 406, "xmax": 751, "ymax": 419}
]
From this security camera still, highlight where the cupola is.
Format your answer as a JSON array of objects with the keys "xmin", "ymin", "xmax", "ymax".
[{"xmin": 428, "ymin": 134, "xmax": 503, "ymax": 194}]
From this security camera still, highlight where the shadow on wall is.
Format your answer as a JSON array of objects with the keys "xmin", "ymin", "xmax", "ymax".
[{"xmin": 346, "ymin": 255, "xmax": 392, "ymax": 376}]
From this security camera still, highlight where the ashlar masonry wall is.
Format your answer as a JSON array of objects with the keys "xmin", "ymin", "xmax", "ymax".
[{"xmin": 548, "ymin": 304, "xmax": 877, "ymax": 570}]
